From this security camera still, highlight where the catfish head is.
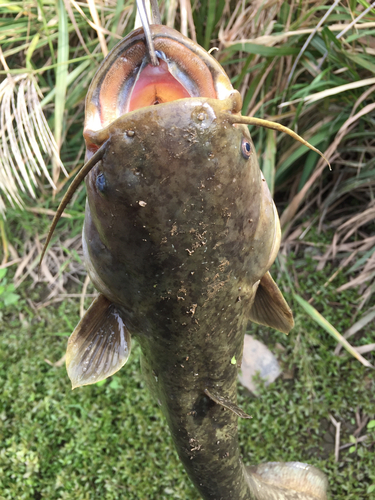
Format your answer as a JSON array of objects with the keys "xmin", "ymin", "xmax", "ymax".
[
  {"xmin": 40, "ymin": 25, "xmax": 329, "ymax": 388},
  {"xmin": 68, "ymin": 25, "xmax": 296, "ymax": 387}
]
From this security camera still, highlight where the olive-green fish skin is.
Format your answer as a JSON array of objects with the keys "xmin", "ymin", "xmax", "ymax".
[
  {"xmin": 84, "ymin": 97, "xmax": 275, "ymax": 332},
  {"xmin": 83, "ymin": 97, "xmax": 275, "ymax": 499},
  {"xmin": 30, "ymin": 21, "xmax": 328, "ymax": 499},
  {"xmin": 48, "ymin": 23, "xmax": 328, "ymax": 500}
]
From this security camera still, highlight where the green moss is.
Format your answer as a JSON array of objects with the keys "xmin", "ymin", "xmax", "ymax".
[
  {"xmin": 242, "ymin": 230, "xmax": 375, "ymax": 499},
  {"xmin": 0, "ymin": 302, "xmax": 198, "ymax": 499},
  {"xmin": 1, "ymin": 226, "xmax": 374, "ymax": 499}
]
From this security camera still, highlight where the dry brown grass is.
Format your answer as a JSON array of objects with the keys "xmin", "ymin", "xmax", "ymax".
[{"xmin": 0, "ymin": 0, "xmax": 374, "ymax": 318}]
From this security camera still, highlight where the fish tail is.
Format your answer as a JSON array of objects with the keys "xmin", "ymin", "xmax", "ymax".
[{"xmin": 245, "ymin": 461, "xmax": 329, "ymax": 500}]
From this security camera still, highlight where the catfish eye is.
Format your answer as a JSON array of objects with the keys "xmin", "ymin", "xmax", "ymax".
[
  {"xmin": 241, "ymin": 137, "xmax": 251, "ymax": 159},
  {"xmin": 96, "ymin": 172, "xmax": 107, "ymax": 193}
]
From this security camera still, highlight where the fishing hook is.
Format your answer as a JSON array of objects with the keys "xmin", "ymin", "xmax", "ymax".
[{"xmin": 136, "ymin": 0, "xmax": 160, "ymax": 66}]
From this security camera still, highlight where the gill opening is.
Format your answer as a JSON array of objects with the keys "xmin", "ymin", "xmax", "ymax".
[
  {"xmin": 39, "ymin": 141, "xmax": 109, "ymax": 269},
  {"xmin": 227, "ymin": 115, "xmax": 331, "ymax": 170}
]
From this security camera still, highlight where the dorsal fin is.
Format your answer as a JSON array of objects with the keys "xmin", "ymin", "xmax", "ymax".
[
  {"xmin": 66, "ymin": 294, "xmax": 131, "ymax": 389},
  {"xmin": 249, "ymin": 272, "xmax": 294, "ymax": 334},
  {"xmin": 204, "ymin": 389, "xmax": 252, "ymax": 419}
]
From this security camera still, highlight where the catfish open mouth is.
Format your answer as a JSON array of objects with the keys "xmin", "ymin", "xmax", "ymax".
[
  {"xmin": 84, "ymin": 25, "xmax": 238, "ymax": 152},
  {"xmin": 96, "ymin": 45, "xmax": 217, "ymax": 121},
  {"xmin": 83, "ymin": 25, "xmax": 329, "ymax": 163}
]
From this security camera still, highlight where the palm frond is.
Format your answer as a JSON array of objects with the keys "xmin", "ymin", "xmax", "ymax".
[{"xmin": 0, "ymin": 74, "xmax": 65, "ymax": 214}]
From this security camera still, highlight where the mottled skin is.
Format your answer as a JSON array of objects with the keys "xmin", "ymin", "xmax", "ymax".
[
  {"xmin": 84, "ymin": 98, "xmax": 266, "ymax": 500},
  {"xmin": 82, "ymin": 98, "xmax": 323, "ymax": 500},
  {"xmin": 63, "ymin": 25, "xmax": 328, "ymax": 500}
]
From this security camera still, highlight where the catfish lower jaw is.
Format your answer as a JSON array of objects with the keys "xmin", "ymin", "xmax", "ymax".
[{"xmin": 84, "ymin": 25, "xmax": 238, "ymax": 134}]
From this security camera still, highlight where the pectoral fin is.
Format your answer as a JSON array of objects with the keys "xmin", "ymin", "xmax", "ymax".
[
  {"xmin": 249, "ymin": 272, "xmax": 294, "ymax": 334},
  {"xmin": 66, "ymin": 294, "xmax": 131, "ymax": 389}
]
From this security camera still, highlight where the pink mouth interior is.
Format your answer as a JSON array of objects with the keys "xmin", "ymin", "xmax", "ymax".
[
  {"xmin": 128, "ymin": 60, "xmax": 190, "ymax": 111},
  {"xmin": 84, "ymin": 36, "xmax": 221, "ymax": 154}
]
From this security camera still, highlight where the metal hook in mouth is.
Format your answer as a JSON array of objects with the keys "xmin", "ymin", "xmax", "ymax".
[{"xmin": 136, "ymin": 0, "xmax": 160, "ymax": 66}]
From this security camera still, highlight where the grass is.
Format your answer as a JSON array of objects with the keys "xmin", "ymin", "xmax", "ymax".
[
  {"xmin": 1, "ymin": 0, "xmax": 375, "ymax": 499},
  {"xmin": 1, "ymin": 0, "xmax": 374, "ymax": 299},
  {"xmin": 0, "ymin": 303, "xmax": 196, "ymax": 499},
  {"xmin": 0, "ymin": 224, "xmax": 374, "ymax": 499}
]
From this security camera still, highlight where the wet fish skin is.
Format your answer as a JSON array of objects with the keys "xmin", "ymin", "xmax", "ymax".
[
  {"xmin": 82, "ymin": 97, "xmax": 324, "ymax": 500},
  {"xmin": 56, "ymin": 25, "xmax": 329, "ymax": 500},
  {"xmin": 83, "ymin": 97, "xmax": 272, "ymax": 321},
  {"xmin": 83, "ymin": 97, "xmax": 262, "ymax": 500}
]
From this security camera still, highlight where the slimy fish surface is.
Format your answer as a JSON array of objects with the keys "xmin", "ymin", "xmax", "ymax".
[{"xmin": 43, "ymin": 25, "xmax": 329, "ymax": 500}]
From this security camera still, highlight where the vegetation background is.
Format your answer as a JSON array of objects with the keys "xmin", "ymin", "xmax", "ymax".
[{"xmin": 0, "ymin": 0, "xmax": 374, "ymax": 498}]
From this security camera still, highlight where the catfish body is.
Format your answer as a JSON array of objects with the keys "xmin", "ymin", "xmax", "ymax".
[
  {"xmin": 63, "ymin": 25, "xmax": 328, "ymax": 500},
  {"xmin": 84, "ymin": 97, "xmax": 274, "ymax": 335},
  {"xmin": 84, "ymin": 99, "xmax": 271, "ymax": 500}
]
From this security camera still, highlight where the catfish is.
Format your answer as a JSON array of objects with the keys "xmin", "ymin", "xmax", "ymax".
[{"xmin": 42, "ymin": 25, "xmax": 329, "ymax": 500}]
